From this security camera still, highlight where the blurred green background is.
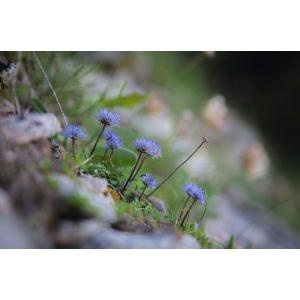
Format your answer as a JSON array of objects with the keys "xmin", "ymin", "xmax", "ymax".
[{"xmin": 3, "ymin": 51, "xmax": 300, "ymax": 248}]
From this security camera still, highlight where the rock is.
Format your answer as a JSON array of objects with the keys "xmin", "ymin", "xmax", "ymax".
[
  {"xmin": 83, "ymin": 228, "xmax": 199, "ymax": 249},
  {"xmin": 52, "ymin": 220, "xmax": 106, "ymax": 247},
  {"xmin": 0, "ymin": 113, "xmax": 61, "ymax": 144},
  {"xmin": 48, "ymin": 174, "xmax": 116, "ymax": 223},
  {"xmin": 149, "ymin": 196, "xmax": 167, "ymax": 214},
  {"xmin": 0, "ymin": 189, "xmax": 39, "ymax": 248},
  {"xmin": 77, "ymin": 174, "xmax": 115, "ymax": 206}
]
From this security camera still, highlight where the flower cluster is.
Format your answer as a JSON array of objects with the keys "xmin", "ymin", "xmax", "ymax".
[
  {"xmin": 60, "ymin": 105, "xmax": 209, "ymax": 229},
  {"xmin": 183, "ymin": 182, "xmax": 206, "ymax": 204},
  {"xmin": 133, "ymin": 137, "xmax": 162, "ymax": 158},
  {"xmin": 141, "ymin": 174, "xmax": 160, "ymax": 190},
  {"xmin": 103, "ymin": 130, "xmax": 123, "ymax": 149},
  {"xmin": 93, "ymin": 108, "xmax": 120, "ymax": 127},
  {"xmin": 61, "ymin": 124, "xmax": 88, "ymax": 140}
]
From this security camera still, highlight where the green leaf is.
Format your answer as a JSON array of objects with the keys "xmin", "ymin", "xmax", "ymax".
[
  {"xmin": 225, "ymin": 235, "xmax": 235, "ymax": 249},
  {"xmin": 101, "ymin": 93, "xmax": 149, "ymax": 108},
  {"xmin": 92, "ymin": 147, "xmax": 138, "ymax": 167},
  {"xmin": 30, "ymin": 98, "xmax": 48, "ymax": 113}
]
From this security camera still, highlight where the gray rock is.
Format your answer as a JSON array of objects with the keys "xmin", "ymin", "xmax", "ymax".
[
  {"xmin": 0, "ymin": 113, "xmax": 62, "ymax": 144},
  {"xmin": 52, "ymin": 220, "xmax": 106, "ymax": 247},
  {"xmin": 48, "ymin": 174, "xmax": 116, "ymax": 223},
  {"xmin": 0, "ymin": 189, "xmax": 38, "ymax": 248},
  {"xmin": 149, "ymin": 196, "xmax": 167, "ymax": 214},
  {"xmin": 83, "ymin": 228, "xmax": 199, "ymax": 249}
]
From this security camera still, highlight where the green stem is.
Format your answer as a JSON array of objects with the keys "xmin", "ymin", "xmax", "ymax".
[
  {"xmin": 197, "ymin": 200, "xmax": 208, "ymax": 224},
  {"xmin": 89, "ymin": 124, "xmax": 106, "ymax": 157}
]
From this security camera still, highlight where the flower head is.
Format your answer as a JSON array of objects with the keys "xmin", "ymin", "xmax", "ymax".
[
  {"xmin": 183, "ymin": 183, "xmax": 206, "ymax": 204},
  {"xmin": 133, "ymin": 137, "xmax": 162, "ymax": 158},
  {"xmin": 103, "ymin": 130, "xmax": 123, "ymax": 149},
  {"xmin": 61, "ymin": 124, "xmax": 88, "ymax": 140},
  {"xmin": 141, "ymin": 173, "xmax": 160, "ymax": 190},
  {"xmin": 93, "ymin": 108, "xmax": 120, "ymax": 127}
]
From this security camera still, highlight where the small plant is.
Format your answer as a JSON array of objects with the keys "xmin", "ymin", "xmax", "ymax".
[
  {"xmin": 89, "ymin": 108, "xmax": 120, "ymax": 157},
  {"xmin": 179, "ymin": 182, "xmax": 207, "ymax": 227},
  {"xmin": 102, "ymin": 130, "xmax": 123, "ymax": 164},
  {"xmin": 121, "ymin": 137, "xmax": 162, "ymax": 193},
  {"xmin": 61, "ymin": 124, "xmax": 88, "ymax": 159},
  {"xmin": 139, "ymin": 173, "xmax": 159, "ymax": 200}
]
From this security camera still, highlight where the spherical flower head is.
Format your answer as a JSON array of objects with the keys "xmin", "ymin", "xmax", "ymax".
[
  {"xmin": 133, "ymin": 137, "xmax": 162, "ymax": 158},
  {"xmin": 103, "ymin": 130, "xmax": 123, "ymax": 149},
  {"xmin": 141, "ymin": 174, "xmax": 160, "ymax": 190},
  {"xmin": 183, "ymin": 182, "xmax": 206, "ymax": 204},
  {"xmin": 93, "ymin": 108, "xmax": 120, "ymax": 127},
  {"xmin": 61, "ymin": 124, "xmax": 88, "ymax": 140}
]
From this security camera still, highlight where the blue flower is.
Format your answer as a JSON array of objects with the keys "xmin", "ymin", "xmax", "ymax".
[
  {"xmin": 61, "ymin": 124, "xmax": 88, "ymax": 140},
  {"xmin": 103, "ymin": 130, "xmax": 123, "ymax": 149},
  {"xmin": 183, "ymin": 183, "xmax": 206, "ymax": 204},
  {"xmin": 133, "ymin": 137, "xmax": 162, "ymax": 158},
  {"xmin": 141, "ymin": 174, "xmax": 160, "ymax": 190},
  {"xmin": 93, "ymin": 108, "xmax": 120, "ymax": 127}
]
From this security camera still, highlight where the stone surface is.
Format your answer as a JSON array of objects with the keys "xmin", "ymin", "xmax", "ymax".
[
  {"xmin": 0, "ymin": 189, "xmax": 38, "ymax": 248},
  {"xmin": 83, "ymin": 228, "xmax": 199, "ymax": 249},
  {"xmin": 0, "ymin": 113, "xmax": 61, "ymax": 144},
  {"xmin": 149, "ymin": 196, "xmax": 167, "ymax": 214},
  {"xmin": 52, "ymin": 220, "xmax": 106, "ymax": 247},
  {"xmin": 49, "ymin": 173, "xmax": 116, "ymax": 223}
]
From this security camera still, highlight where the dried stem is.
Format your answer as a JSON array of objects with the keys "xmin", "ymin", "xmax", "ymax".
[
  {"xmin": 102, "ymin": 148, "xmax": 109, "ymax": 164},
  {"xmin": 89, "ymin": 124, "xmax": 106, "ymax": 157},
  {"xmin": 73, "ymin": 155, "xmax": 94, "ymax": 170},
  {"xmin": 108, "ymin": 149, "xmax": 114, "ymax": 164},
  {"xmin": 130, "ymin": 154, "xmax": 149, "ymax": 183},
  {"xmin": 179, "ymin": 196, "xmax": 191, "ymax": 220},
  {"xmin": 121, "ymin": 152, "xmax": 143, "ymax": 193},
  {"xmin": 71, "ymin": 138, "xmax": 76, "ymax": 160},
  {"xmin": 139, "ymin": 186, "xmax": 147, "ymax": 200},
  {"xmin": 147, "ymin": 139, "xmax": 208, "ymax": 197},
  {"xmin": 180, "ymin": 199, "xmax": 196, "ymax": 227},
  {"xmin": 31, "ymin": 51, "xmax": 68, "ymax": 126}
]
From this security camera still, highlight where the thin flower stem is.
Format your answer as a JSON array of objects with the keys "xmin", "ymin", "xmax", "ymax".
[
  {"xmin": 31, "ymin": 51, "xmax": 68, "ymax": 127},
  {"xmin": 197, "ymin": 200, "xmax": 208, "ymax": 224},
  {"xmin": 179, "ymin": 196, "xmax": 191, "ymax": 220},
  {"xmin": 130, "ymin": 154, "xmax": 149, "ymax": 183},
  {"xmin": 147, "ymin": 139, "xmax": 207, "ymax": 197},
  {"xmin": 125, "ymin": 187, "xmax": 151, "ymax": 206},
  {"xmin": 180, "ymin": 199, "xmax": 196, "ymax": 227},
  {"xmin": 89, "ymin": 124, "xmax": 106, "ymax": 157},
  {"xmin": 122, "ymin": 152, "xmax": 143, "ymax": 193},
  {"xmin": 108, "ymin": 149, "xmax": 114, "ymax": 164},
  {"xmin": 102, "ymin": 148, "xmax": 109, "ymax": 164},
  {"xmin": 72, "ymin": 138, "xmax": 76, "ymax": 160},
  {"xmin": 139, "ymin": 186, "xmax": 147, "ymax": 200}
]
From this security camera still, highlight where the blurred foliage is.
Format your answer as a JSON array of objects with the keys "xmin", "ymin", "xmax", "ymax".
[{"xmin": 3, "ymin": 51, "xmax": 300, "ymax": 248}]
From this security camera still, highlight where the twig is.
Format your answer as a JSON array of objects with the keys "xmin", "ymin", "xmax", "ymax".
[
  {"xmin": 147, "ymin": 138, "xmax": 208, "ymax": 197},
  {"xmin": 124, "ymin": 187, "xmax": 152, "ymax": 206},
  {"xmin": 11, "ymin": 51, "xmax": 22, "ymax": 117},
  {"xmin": 73, "ymin": 155, "xmax": 94, "ymax": 170},
  {"xmin": 31, "ymin": 51, "xmax": 68, "ymax": 126}
]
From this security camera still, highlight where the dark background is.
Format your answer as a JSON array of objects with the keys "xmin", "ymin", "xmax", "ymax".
[{"xmin": 194, "ymin": 52, "xmax": 300, "ymax": 182}]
